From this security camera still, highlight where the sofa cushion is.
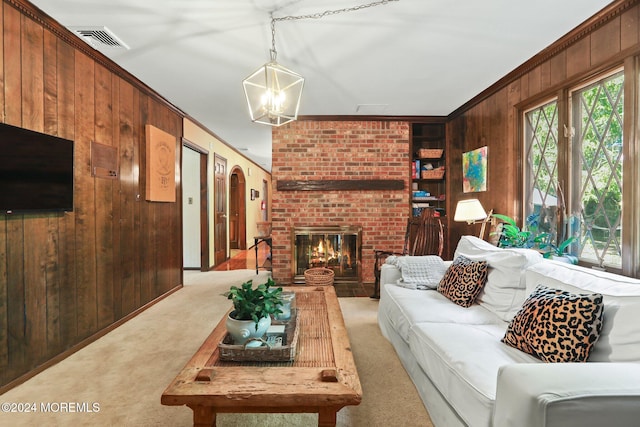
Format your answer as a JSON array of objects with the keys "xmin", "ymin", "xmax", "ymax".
[
  {"xmin": 437, "ymin": 255, "xmax": 488, "ymax": 307},
  {"xmin": 502, "ymin": 285, "xmax": 604, "ymax": 362},
  {"xmin": 408, "ymin": 322, "xmax": 540, "ymax": 427},
  {"xmin": 379, "ymin": 284, "xmax": 502, "ymax": 343},
  {"xmin": 525, "ymin": 261, "xmax": 640, "ymax": 362},
  {"xmin": 454, "ymin": 235, "xmax": 544, "ymax": 321}
]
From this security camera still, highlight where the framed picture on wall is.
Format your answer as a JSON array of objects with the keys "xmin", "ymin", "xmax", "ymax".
[
  {"xmin": 462, "ymin": 146, "xmax": 488, "ymax": 193},
  {"xmin": 145, "ymin": 124, "xmax": 176, "ymax": 202},
  {"xmin": 251, "ymin": 189, "xmax": 259, "ymax": 200}
]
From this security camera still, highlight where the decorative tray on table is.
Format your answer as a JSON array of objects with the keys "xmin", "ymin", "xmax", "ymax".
[{"xmin": 218, "ymin": 308, "xmax": 300, "ymax": 362}]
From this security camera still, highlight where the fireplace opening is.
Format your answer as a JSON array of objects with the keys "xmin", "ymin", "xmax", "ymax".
[{"xmin": 292, "ymin": 226, "xmax": 362, "ymax": 284}]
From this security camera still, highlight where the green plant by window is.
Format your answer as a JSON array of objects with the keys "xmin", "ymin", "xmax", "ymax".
[
  {"xmin": 534, "ymin": 233, "xmax": 578, "ymax": 264},
  {"xmin": 491, "ymin": 213, "xmax": 538, "ymax": 248}
]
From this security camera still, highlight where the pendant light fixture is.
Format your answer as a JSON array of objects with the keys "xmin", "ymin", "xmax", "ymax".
[
  {"xmin": 242, "ymin": 0, "xmax": 399, "ymax": 127},
  {"xmin": 242, "ymin": 15, "xmax": 304, "ymax": 127}
]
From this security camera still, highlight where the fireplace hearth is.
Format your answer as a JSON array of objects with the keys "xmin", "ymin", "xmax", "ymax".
[{"xmin": 292, "ymin": 226, "xmax": 362, "ymax": 284}]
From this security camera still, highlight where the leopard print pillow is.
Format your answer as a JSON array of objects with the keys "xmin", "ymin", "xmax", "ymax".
[
  {"xmin": 502, "ymin": 284, "xmax": 604, "ymax": 362},
  {"xmin": 437, "ymin": 255, "xmax": 488, "ymax": 307}
]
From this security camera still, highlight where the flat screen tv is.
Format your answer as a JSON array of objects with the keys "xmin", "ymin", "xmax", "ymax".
[{"xmin": 0, "ymin": 122, "xmax": 74, "ymax": 213}]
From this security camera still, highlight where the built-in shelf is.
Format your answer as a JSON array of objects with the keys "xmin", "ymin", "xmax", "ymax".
[{"xmin": 411, "ymin": 122, "xmax": 447, "ymax": 217}]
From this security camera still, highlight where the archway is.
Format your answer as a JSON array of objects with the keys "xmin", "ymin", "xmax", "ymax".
[{"xmin": 229, "ymin": 166, "xmax": 247, "ymax": 250}]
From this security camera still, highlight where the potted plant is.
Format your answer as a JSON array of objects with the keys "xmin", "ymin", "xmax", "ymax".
[
  {"xmin": 223, "ymin": 278, "xmax": 283, "ymax": 346},
  {"xmin": 534, "ymin": 233, "xmax": 578, "ymax": 264},
  {"xmin": 490, "ymin": 213, "xmax": 538, "ymax": 248}
]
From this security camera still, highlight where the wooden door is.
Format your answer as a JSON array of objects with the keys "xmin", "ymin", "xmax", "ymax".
[
  {"xmin": 214, "ymin": 155, "xmax": 228, "ymax": 265},
  {"xmin": 229, "ymin": 173, "xmax": 239, "ymax": 249}
]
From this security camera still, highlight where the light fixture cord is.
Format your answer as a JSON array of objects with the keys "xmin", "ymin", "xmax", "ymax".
[{"xmin": 269, "ymin": 0, "xmax": 399, "ymax": 62}]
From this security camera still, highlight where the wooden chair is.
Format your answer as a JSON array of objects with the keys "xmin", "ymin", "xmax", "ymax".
[{"xmin": 371, "ymin": 209, "xmax": 444, "ymax": 298}]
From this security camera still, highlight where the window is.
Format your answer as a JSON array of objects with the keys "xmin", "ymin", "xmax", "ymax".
[
  {"xmin": 524, "ymin": 69, "xmax": 626, "ymax": 271},
  {"xmin": 524, "ymin": 100, "xmax": 559, "ymax": 237},
  {"xmin": 570, "ymin": 71, "xmax": 624, "ymax": 269}
]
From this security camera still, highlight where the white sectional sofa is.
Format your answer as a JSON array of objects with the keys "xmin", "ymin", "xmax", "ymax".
[{"xmin": 378, "ymin": 235, "xmax": 640, "ymax": 427}]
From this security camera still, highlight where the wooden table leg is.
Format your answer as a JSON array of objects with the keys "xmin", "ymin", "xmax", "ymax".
[
  {"xmin": 190, "ymin": 405, "xmax": 216, "ymax": 427},
  {"xmin": 318, "ymin": 408, "xmax": 338, "ymax": 427}
]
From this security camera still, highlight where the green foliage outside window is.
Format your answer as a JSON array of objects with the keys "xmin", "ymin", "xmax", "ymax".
[
  {"xmin": 574, "ymin": 72, "xmax": 623, "ymax": 267},
  {"xmin": 525, "ymin": 71, "xmax": 624, "ymax": 268}
]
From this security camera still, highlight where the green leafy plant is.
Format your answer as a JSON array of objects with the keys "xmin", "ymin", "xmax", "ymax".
[
  {"xmin": 491, "ymin": 213, "xmax": 537, "ymax": 248},
  {"xmin": 534, "ymin": 233, "xmax": 578, "ymax": 264},
  {"xmin": 223, "ymin": 278, "xmax": 283, "ymax": 329},
  {"xmin": 491, "ymin": 212, "xmax": 579, "ymax": 264}
]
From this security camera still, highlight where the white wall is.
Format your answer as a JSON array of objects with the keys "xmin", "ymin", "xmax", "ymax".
[
  {"xmin": 182, "ymin": 146, "xmax": 201, "ymax": 268},
  {"xmin": 183, "ymin": 118, "xmax": 272, "ymax": 268}
]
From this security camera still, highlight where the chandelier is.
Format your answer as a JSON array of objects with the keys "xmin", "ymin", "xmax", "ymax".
[
  {"xmin": 242, "ymin": 16, "xmax": 304, "ymax": 127},
  {"xmin": 242, "ymin": 0, "xmax": 399, "ymax": 127}
]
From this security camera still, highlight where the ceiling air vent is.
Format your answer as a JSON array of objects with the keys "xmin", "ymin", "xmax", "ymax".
[{"xmin": 68, "ymin": 26, "xmax": 129, "ymax": 50}]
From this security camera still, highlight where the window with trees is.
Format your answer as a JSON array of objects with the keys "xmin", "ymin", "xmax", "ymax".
[
  {"xmin": 524, "ymin": 100, "xmax": 559, "ymax": 238},
  {"xmin": 524, "ymin": 68, "xmax": 626, "ymax": 272},
  {"xmin": 570, "ymin": 71, "xmax": 624, "ymax": 269}
]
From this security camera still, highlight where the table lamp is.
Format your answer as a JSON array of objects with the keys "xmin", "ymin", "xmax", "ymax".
[{"xmin": 454, "ymin": 199, "xmax": 490, "ymax": 239}]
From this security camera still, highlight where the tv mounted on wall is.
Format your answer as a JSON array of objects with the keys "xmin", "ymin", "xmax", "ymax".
[{"xmin": 0, "ymin": 122, "xmax": 74, "ymax": 214}]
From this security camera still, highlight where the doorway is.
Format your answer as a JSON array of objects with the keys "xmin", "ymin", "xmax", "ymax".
[
  {"xmin": 182, "ymin": 141, "xmax": 209, "ymax": 271},
  {"xmin": 229, "ymin": 166, "xmax": 247, "ymax": 250}
]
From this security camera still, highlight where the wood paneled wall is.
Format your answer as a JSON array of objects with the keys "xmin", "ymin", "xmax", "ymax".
[
  {"xmin": 446, "ymin": 0, "xmax": 640, "ymax": 247},
  {"xmin": 0, "ymin": 0, "xmax": 183, "ymax": 390}
]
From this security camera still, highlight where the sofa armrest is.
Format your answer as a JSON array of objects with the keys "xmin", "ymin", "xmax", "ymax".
[
  {"xmin": 379, "ymin": 260, "xmax": 452, "ymax": 300},
  {"xmin": 379, "ymin": 263, "xmax": 402, "ymax": 300},
  {"xmin": 493, "ymin": 363, "xmax": 640, "ymax": 427},
  {"xmin": 380, "ymin": 263, "xmax": 401, "ymax": 286},
  {"xmin": 380, "ymin": 259, "xmax": 452, "ymax": 284}
]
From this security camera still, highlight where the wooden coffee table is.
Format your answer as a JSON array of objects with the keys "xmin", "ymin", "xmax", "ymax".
[{"xmin": 161, "ymin": 285, "xmax": 362, "ymax": 427}]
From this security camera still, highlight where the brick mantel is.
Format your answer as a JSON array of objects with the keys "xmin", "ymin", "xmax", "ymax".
[{"xmin": 271, "ymin": 120, "xmax": 410, "ymax": 284}]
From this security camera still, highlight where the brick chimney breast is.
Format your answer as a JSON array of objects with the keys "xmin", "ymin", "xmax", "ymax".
[{"xmin": 271, "ymin": 120, "xmax": 410, "ymax": 284}]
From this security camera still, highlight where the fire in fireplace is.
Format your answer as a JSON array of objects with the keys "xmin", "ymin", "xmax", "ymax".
[{"xmin": 292, "ymin": 226, "xmax": 362, "ymax": 284}]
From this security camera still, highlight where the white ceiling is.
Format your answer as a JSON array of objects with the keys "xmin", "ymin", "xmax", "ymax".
[{"xmin": 29, "ymin": 0, "xmax": 613, "ymax": 170}]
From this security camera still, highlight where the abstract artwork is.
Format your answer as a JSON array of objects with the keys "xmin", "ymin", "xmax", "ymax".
[{"xmin": 462, "ymin": 146, "xmax": 488, "ymax": 193}]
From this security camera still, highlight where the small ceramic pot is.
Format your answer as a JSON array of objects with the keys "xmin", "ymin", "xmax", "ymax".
[{"xmin": 225, "ymin": 313, "xmax": 271, "ymax": 347}]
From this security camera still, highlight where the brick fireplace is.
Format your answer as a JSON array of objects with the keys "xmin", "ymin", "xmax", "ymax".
[{"xmin": 271, "ymin": 120, "xmax": 410, "ymax": 284}]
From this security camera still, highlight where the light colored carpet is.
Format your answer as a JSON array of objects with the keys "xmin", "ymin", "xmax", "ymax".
[{"xmin": 0, "ymin": 270, "xmax": 432, "ymax": 427}]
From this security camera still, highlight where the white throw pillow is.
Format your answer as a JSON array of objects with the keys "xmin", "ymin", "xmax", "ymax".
[
  {"xmin": 454, "ymin": 235, "xmax": 543, "ymax": 321},
  {"xmin": 525, "ymin": 261, "xmax": 640, "ymax": 362}
]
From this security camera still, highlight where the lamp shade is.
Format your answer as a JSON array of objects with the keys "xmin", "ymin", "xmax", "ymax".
[
  {"xmin": 242, "ymin": 61, "xmax": 304, "ymax": 127},
  {"xmin": 454, "ymin": 199, "xmax": 487, "ymax": 223}
]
